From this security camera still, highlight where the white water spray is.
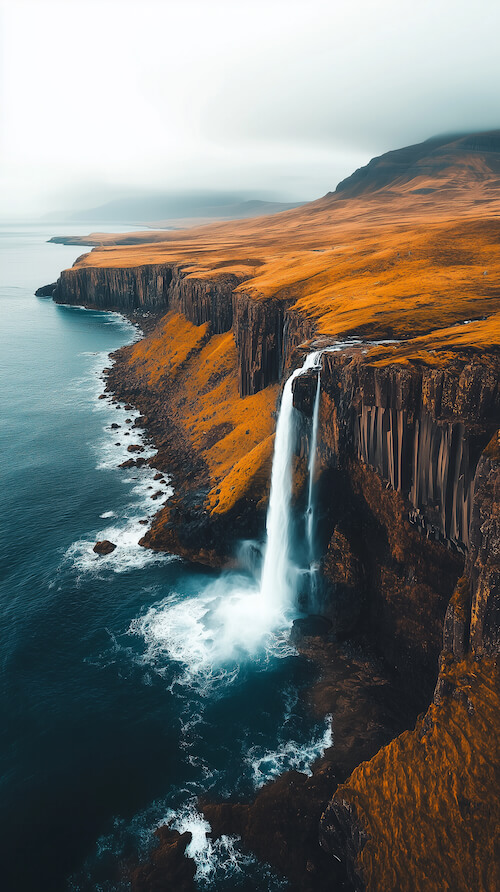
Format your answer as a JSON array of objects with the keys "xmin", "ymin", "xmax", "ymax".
[
  {"xmin": 131, "ymin": 346, "xmax": 356, "ymax": 678},
  {"xmin": 305, "ymin": 352, "xmax": 322, "ymax": 563},
  {"xmin": 259, "ymin": 351, "xmax": 322, "ymax": 610}
]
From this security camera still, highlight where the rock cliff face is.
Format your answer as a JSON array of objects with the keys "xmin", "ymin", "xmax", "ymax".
[
  {"xmin": 467, "ymin": 437, "xmax": 500, "ymax": 656},
  {"xmin": 55, "ymin": 263, "xmax": 173, "ymax": 312},
  {"xmin": 48, "ymin": 239, "xmax": 500, "ymax": 892},
  {"xmin": 55, "ymin": 262, "xmax": 238, "ymax": 333},
  {"xmin": 232, "ymin": 293, "xmax": 286, "ymax": 395},
  {"xmin": 319, "ymin": 431, "xmax": 500, "ymax": 892},
  {"xmin": 55, "ymin": 263, "xmax": 314, "ymax": 395},
  {"xmin": 290, "ymin": 350, "xmax": 499, "ymax": 693},
  {"xmin": 308, "ymin": 351, "xmax": 499, "ymax": 551},
  {"xmin": 169, "ymin": 270, "xmax": 237, "ymax": 333},
  {"xmin": 231, "ymin": 293, "xmax": 316, "ymax": 396}
]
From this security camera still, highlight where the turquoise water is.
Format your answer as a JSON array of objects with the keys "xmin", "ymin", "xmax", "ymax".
[{"xmin": 0, "ymin": 225, "xmax": 330, "ymax": 891}]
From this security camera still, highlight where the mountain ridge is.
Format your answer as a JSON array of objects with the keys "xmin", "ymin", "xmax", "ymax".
[{"xmin": 331, "ymin": 129, "xmax": 500, "ymax": 199}]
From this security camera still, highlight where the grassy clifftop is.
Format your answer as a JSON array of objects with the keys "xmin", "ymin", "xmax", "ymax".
[{"xmin": 60, "ymin": 132, "xmax": 500, "ymax": 365}]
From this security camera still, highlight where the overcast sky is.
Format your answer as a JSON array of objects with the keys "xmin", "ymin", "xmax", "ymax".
[{"xmin": 1, "ymin": 0, "xmax": 499, "ymax": 219}]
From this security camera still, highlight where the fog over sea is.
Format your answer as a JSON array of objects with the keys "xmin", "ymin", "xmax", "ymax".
[{"xmin": 0, "ymin": 225, "xmax": 331, "ymax": 891}]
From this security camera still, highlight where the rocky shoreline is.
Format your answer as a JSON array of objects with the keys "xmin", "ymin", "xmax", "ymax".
[
  {"xmin": 66, "ymin": 292, "xmax": 498, "ymax": 891},
  {"xmin": 38, "ymin": 263, "xmax": 499, "ymax": 889},
  {"xmin": 39, "ymin": 132, "xmax": 500, "ymax": 889}
]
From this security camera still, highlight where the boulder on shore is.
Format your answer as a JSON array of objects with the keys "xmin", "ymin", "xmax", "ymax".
[{"xmin": 93, "ymin": 540, "xmax": 116, "ymax": 555}]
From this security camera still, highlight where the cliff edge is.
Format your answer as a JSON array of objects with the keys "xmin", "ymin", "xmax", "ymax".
[{"xmin": 43, "ymin": 130, "xmax": 500, "ymax": 890}]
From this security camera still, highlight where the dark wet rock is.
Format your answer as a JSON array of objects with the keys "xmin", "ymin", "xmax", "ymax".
[
  {"xmin": 130, "ymin": 827, "xmax": 196, "ymax": 892},
  {"xmin": 98, "ymin": 394, "xmax": 107, "ymax": 400},
  {"xmin": 318, "ymin": 352, "xmax": 500, "ymax": 550},
  {"xmin": 126, "ymin": 418, "xmax": 133, "ymax": 423},
  {"xmin": 151, "ymin": 490, "xmax": 163, "ymax": 500},
  {"xmin": 202, "ymin": 637, "xmax": 414, "ymax": 892},
  {"xmin": 292, "ymin": 370, "xmax": 319, "ymax": 417},
  {"xmin": 467, "ymin": 434, "xmax": 500, "ymax": 656},
  {"xmin": 154, "ymin": 473, "xmax": 163, "ymax": 481},
  {"xmin": 319, "ymin": 528, "xmax": 364, "ymax": 637},
  {"xmin": 93, "ymin": 540, "xmax": 116, "ymax": 555},
  {"xmin": 35, "ymin": 282, "xmax": 57, "ymax": 297},
  {"xmin": 110, "ymin": 423, "xmax": 120, "ymax": 429},
  {"xmin": 119, "ymin": 457, "xmax": 147, "ymax": 468},
  {"xmin": 127, "ymin": 444, "xmax": 144, "ymax": 453},
  {"xmin": 290, "ymin": 615, "xmax": 333, "ymax": 645}
]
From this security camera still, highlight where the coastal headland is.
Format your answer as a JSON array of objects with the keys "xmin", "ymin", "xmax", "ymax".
[{"xmin": 41, "ymin": 131, "xmax": 500, "ymax": 891}]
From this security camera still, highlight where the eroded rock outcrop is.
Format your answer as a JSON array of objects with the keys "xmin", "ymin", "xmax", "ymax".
[
  {"xmin": 289, "ymin": 351, "xmax": 498, "ymax": 693},
  {"xmin": 319, "ymin": 431, "xmax": 500, "ymax": 892},
  {"xmin": 54, "ymin": 262, "xmax": 241, "ymax": 334},
  {"xmin": 169, "ymin": 270, "xmax": 237, "ymax": 333},
  {"xmin": 315, "ymin": 351, "xmax": 499, "ymax": 551},
  {"xmin": 130, "ymin": 827, "xmax": 196, "ymax": 892},
  {"xmin": 232, "ymin": 292, "xmax": 287, "ymax": 395},
  {"xmin": 55, "ymin": 264, "xmax": 173, "ymax": 312}
]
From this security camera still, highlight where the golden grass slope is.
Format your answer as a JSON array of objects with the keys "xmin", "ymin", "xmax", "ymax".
[
  {"xmin": 67, "ymin": 144, "xmax": 499, "ymax": 534},
  {"xmin": 124, "ymin": 311, "xmax": 278, "ymax": 514},
  {"xmin": 65, "ymin": 158, "xmax": 500, "ymax": 364},
  {"xmin": 331, "ymin": 656, "xmax": 500, "ymax": 892}
]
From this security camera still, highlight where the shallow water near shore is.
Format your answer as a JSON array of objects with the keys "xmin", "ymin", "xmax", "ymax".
[{"xmin": 0, "ymin": 225, "xmax": 332, "ymax": 891}]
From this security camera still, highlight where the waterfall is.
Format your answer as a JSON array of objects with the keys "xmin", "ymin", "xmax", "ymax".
[
  {"xmin": 260, "ymin": 351, "xmax": 321, "ymax": 610},
  {"xmin": 305, "ymin": 353, "xmax": 322, "ymax": 563}
]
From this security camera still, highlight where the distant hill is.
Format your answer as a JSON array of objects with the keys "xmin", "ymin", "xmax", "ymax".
[
  {"xmin": 48, "ymin": 128, "xmax": 500, "ymax": 255},
  {"xmin": 332, "ymin": 130, "xmax": 500, "ymax": 199},
  {"xmin": 64, "ymin": 193, "xmax": 303, "ymax": 225}
]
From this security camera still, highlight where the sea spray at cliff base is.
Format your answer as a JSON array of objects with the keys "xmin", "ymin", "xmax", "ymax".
[{"xmin": 132, "ymin": 350, "xmax": 329, "ymax": 686}]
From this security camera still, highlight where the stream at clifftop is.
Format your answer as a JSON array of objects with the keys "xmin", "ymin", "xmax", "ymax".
[{"xmin": 0, "ymin": 226, "xmax": 334, "ymax": 892}]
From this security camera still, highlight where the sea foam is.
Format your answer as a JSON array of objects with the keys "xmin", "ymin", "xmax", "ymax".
[
  {"xmin": 247, "ymin": 713, "xmax": 333, "ymax": 788},
  {"xmin": 129, "ymin": 574, "xmax": 296, "ymax": 695},
  {"xmin": 160, "ymin": 802, "xmax": 286, "ymax": 889},
  {"xmin": 63, "ymin": 343, "xmax": 175, "ymax": 576}
]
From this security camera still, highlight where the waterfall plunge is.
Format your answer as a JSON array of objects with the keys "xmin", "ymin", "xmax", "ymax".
[
  {"xmin": 306, "ymin": 354, "xmax": 322, "ymax": 563},
  {"xmin": 136, "ymin": 351, "xmax": 327, "ymax": 677},
  {"xmin": 137, "ymin": 341, "xmax": 385, "ymax": 674},
  {"xmin": 260, "ymin": 351, "xmax": 322, "ymax": 610}
]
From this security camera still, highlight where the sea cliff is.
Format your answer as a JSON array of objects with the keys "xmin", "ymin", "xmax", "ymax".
[
  {"xmin": 49, "ymin": 258, "xmax": 499, "ymax": 890},
  {"xmin": 43, "ymin": 131, "xmax": 500, "ymax": 890}
]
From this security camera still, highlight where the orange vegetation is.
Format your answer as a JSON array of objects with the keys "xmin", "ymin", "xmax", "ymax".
[
  {"xmin": 125, "ymin": 311, "xmax": 278, "ymax": 513},
  {"xmin": 333, "ymin": 656, "xmax": 500, "ymax": 892},
  {"xmin": 70, "ymin": 138, "xmax": 499, "ymax": 523},
  {"xmin": 67, "ymin": 148, "xmax": 500, "ymax": 365}
]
